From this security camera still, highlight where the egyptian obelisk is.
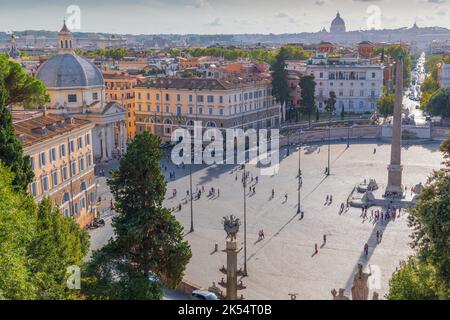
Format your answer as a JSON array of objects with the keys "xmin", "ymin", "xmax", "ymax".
[{"xmin": 385, "ymin": 53, "xmax": 404, "ymax": 196}]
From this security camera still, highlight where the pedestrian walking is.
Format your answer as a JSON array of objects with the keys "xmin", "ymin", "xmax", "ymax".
[
  {"xmin": 323, "ymin": 234, "xmax": 327, "ymax": 244},
  {"xmin": 285, "ymin": 193, "xmax": 288, "ymax": 202},
  {"xmin": 364, "ymin": 243, "xmax": 369, "ymax": 257},
  {"xmin": 376, "ymin": 230, "xmax": 380, "ymax": 243},
  {"xmin": 315, "ymin": 243, "xmax": 318, "ymax": 254}
]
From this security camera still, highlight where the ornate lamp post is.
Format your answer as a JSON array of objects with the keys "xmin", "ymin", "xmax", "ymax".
[
  {"xmin": 242, "ymin": 164, "xmax": 247, "ymax": 276},
  {"xmin": 327, "ymin": 125, "xmax": 331, "ymax": 176},
  {"xmin": 297, "ymin": 130, "xmax": 302, "ymax": 214},
  {"xmin": 189, "ymin": 161, "xmax": 194, "ymax": 233}
]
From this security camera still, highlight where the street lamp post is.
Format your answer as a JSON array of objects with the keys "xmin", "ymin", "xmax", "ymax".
[
  {"xmin": 327, "ymin": 125, "xmax": 331, "ymax": 176},
  {"xmin": 347, "ymin": 123, "xmax": 350, "ymax": 148},
  {"xmin": 287, "ymin": 129, "xmax": 290, "ymax": 156},
  {"xmin": 297, "ymin": 130, "xmax": 302, "ymax": 214},
  {"xmin": 243, "ymin": 163, "xmax": 247, "ymax": 276},
  {"xmin": 189, "ymin": 162, "xmax": 194, "ymax": 233}
]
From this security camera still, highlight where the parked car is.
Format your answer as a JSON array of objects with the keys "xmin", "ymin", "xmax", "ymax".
[{"xmin": 191, "ymin": 290, "xmax": 219, "ymax": 300}]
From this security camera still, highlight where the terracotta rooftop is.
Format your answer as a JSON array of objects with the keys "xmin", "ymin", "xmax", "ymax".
[
  {"xmin": 11, "ymin": 110, "xmax": 43, "ymax": 123},
  {"xmin": 13, "ymin": 114, "xmax": 93, "ymax": 148}
]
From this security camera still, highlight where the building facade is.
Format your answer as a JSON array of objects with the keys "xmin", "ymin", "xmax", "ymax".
[
  {"xmin": 438, "ymin": 63, "xmax": 450, "ymax": 88},
  {"xmin": 104, "ymin": 71, "xmax": 142, "ymax": 141},
  {"xmin": 36, "ymin": 21, "xmax": 127, "ymax": 162},
  {"xmin": 307, "ymin": 55, "xmax": 383, "ymax": 114},
  {"xmin": 134, "ymin": 77, "xmax": 281, "ymax": 143},
  {"xmin": 13, "ymin": 112, "xmax": 96, "ymax": 227}
]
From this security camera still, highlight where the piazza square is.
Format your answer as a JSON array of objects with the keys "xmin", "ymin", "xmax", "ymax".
[{"xmin": 160, "ymin": 140, "xmax": 444, "ymax": 299}]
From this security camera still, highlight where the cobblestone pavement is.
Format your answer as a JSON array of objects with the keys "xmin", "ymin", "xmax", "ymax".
[{"xmin": 89, "ymin": 141, "xmax": 444, "ymax": 300}]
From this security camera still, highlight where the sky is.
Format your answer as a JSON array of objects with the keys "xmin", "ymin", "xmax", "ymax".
[{"xmin": 0, "ymin": 0, "xmax": 449, "ymax": 35}]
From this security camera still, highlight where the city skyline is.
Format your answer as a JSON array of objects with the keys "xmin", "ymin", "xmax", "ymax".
[{"xmin": 1, "ymin": 0, "xmax": 450, "ymax": 35}]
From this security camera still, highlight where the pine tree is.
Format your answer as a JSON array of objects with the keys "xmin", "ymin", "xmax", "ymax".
[
  {"xmin": 0, "ymin": 86, "xmax": 34, "ymax": 190},
  {"xmin": 271, "ymin": 47, "xmax": 290, "ymax": 122},
  {"xmin": 29, "ymin": 197, "xmax": 89, "ymax": 299},
  {"xmin": 83, "ymin": 132, "xmax": 191, "ymax": 299},
  {"xmin": 299, "ymin": 75, "xmax": 317, "ymax": 127}
]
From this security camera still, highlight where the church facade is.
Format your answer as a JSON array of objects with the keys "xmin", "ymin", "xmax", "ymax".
[{"xmin": 36, "ymin": 22, "xmax": 127, "ymax": 162}]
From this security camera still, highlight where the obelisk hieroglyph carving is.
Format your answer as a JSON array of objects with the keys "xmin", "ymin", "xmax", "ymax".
[{"xmin": 386, "ymin": 53, "xmax": 404, "ymax": 196}]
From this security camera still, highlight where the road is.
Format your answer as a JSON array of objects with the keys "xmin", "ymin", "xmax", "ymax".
[{"xmin": 404, "ymin": 52, "xmax": 427, "ymax": 126}]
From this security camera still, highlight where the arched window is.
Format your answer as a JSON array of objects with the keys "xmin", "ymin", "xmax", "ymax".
[
  {"xmin": 206, "ymin": 121, "xmax": 216, "ymax": 128},
  {"xmin": 65, "ymin": 39, "xmax": 68, "ymax": 48},
  {"xmin": 80, "ymin": 181, "xmax": 87, "ymax": 192},
  {"xmin": 163, "ymin": 118, "xmax": 173, "ymax": 125},
  {"xmin": 62, "ymin": 192, "xmax": 70, "ymax": 204},
  {"xmin": 69, "ymin": 40, "xmax": 72, "ymax": 48},
  {"xmin": 186, "ymin": 120, "xmax": 194, "ymax": 126},
  {"xmin": 60, "ymin": 40, "xmax": 64, "ymax": 49}
]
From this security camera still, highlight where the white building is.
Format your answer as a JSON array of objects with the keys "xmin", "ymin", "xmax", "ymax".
[
  {"xmin": 306, "ymin": 54, "xmax": 383, "ymax": 114},
  {"xmin": 438, "ymin": 63, "xmax": 450, "ymax": 88}
]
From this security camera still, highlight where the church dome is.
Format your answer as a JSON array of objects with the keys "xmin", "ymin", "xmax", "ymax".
[
  {"xmin": 37, "ymin": 53, "xmax": 104, "ymax": 88},
  {"xmin": 330, "ymin": 12, "xmax": 346, "ymax": 33}
]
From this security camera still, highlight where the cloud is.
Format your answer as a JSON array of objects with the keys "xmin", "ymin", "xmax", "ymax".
[
  {"xmin": 194, "ymin": 0, "xmax": 210, "ymax": 8},
  {"xmin": 205, "ymin": 17, "xmax": 222, "ymax": 27},
  {"xmin": 274, "ymin": 12, "xmax": 290, "ymax": 19},
  {"xmin": 424, "ymin": 0, "xmax": 447, "ymax": 3}
]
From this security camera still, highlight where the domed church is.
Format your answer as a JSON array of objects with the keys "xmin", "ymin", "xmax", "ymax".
[
  {"xmin": 330, "ymin": 12, "xmax": 346, "ymax": 33},
  {"xmin": 37, "ymin": 21, "xmax": 127, "ymax": 162}
]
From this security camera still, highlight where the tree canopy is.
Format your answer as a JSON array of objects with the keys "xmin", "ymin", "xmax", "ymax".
[
  {"xmin": 185, "ymin": 45, "xmax": 310, "ymax": 64},
  {"xmin": 271, "ymin": 47, "xmax": 290, "ymax": 121},
  {"xmin": 325, "ymin": 91, "xmax": 337, "ymax": 118},
  {"xmin": 387, "ymin": 137, "xmax": 450, "ymax": 299},
  {"xmin": 376, "ymin": 93, "xmax": 395, "ymax": 118},
  {"xmin": 426, "ymin": 87, "xmax": 450, "ymax": 117},
  {"xmin": 82, "ymin": 132, "xmax": 192, "ymax": 299},
  {"xmin": 0, "ymin": 163, "xmax": 37, "ymax": 299},
  {"xmin": 0, "ymin": 54, "xmax": 49, "ymax": 108},
  {"xmin": 299, "ymin": 75, "xmax": 317, "ymax": 127},
  {"xmin": 0, "ymin": 164, "xmax": 89, "ymax": 300},
  {"xmin": 29, "ymin": 197, "xmax": 89, "ymax": 299}
]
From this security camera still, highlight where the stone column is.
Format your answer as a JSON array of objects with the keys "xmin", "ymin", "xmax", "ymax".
[
  {"xmin": 386, "ymin": 54, "xmax": 404, "ymax": 195},
  {"xmin": 117, "ymin": 121, "xmax": 123, "ymax": 154},
  {"xmin": 225, "ymin": 239, "xmax": 238, "ymax": 300},
  {"xmin": 122, "ymin": 121, "xmax": 127, "ymax": 154},
  {"xmin": 101, "ymin": 126, "xmax": 107, "ymax": 161},
  {"xmin": 106, "ymin": 124, "xmax": 112, "ymax": 159}
]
